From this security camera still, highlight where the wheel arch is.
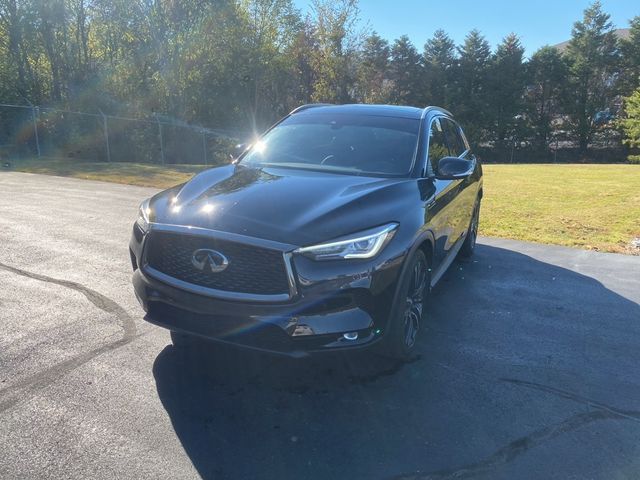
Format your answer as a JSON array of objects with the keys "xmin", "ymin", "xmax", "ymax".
[
  {"xmin": 417, "ymin": 237, "xmax": 434, "ymax": 268},
  {"xmin": 382, "ymin": 229, "xmax": 436, "ymax": 334}
]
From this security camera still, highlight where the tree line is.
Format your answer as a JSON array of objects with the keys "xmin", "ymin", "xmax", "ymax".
[{"xmin": 1, "ymin": 0, "xmax": 639, "ymax": 162}]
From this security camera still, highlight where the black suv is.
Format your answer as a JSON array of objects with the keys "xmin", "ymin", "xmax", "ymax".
[{"xmin": 130, "ymin": 104, "xmax": 482, "ymax": 359}]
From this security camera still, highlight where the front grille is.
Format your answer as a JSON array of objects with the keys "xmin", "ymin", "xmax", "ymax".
[{"xmin": 144, "ymin": 231, "xmax": 290, "ymax": 296}]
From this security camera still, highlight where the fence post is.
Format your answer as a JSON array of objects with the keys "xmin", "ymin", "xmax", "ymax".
[
  {"xmin": 33, "ymin": 106, "xmax": 41, "ymax": 158},
  {"xmin": 202, "ymin": 131, "xmax": 207, "ymax": 166},
  {"xmin": 155, "ymin": 114, "xmax": 165, "ymax": 165},
  {"xmin": 25, "ymin": 101, "xmax": 42, "ymax": 158},
  {"xmin": 99, "ymin": 110, "xmax": 111, "ymax": 163},
  {"xmin": 22, "ymin": 98, "xmax": 41, "ymax": 157}
]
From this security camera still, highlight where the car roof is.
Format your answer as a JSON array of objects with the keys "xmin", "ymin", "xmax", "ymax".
[{"xmin": 292, "ymin": 103, "xmax": 427, "ymax": 120}]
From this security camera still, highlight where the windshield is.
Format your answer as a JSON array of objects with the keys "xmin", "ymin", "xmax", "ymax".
[{"xmin": 241, "ymin": 113, "xmax": 420, "ymax": 177}]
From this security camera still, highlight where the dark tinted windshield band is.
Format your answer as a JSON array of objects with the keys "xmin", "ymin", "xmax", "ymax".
[
  {"xmin": 286, "ymin": 113, "xmax": 420, "ymax": 134},
  {"xmin": 241, "ymin": 113, "xmax": 420, "ymax": 177}
]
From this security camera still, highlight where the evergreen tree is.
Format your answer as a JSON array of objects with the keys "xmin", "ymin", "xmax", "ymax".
[
  {"xmin": 489, "ymin": 33, "xmax": 526, "ymax": 158},
  {"xmin": 525, "ymin": 46, "xmax": 569, "ymax": 152},
  {"xmin": 564, "ymin": 1, "xmax": 619, "ymax": 153},
  {"xmin": 620, "ymin": 88, "xmax": 640, "ymax": 163},
  {"xmin": 454, "ymin": 29, "xmax": 492, "ymax": 143},
  {"xmin": 620, "ymin": 16, "xmax": 640, "ymax": 95},
  {"xmin": 423, "ymin": 29, "xmax": 456, "ymax": 107},
  {"xmin": 389, "ymin": 35, "xmax": 425, "ymax": 106},
  {"xmin": 357, "ymin": 32, "xmax": 391, "ymax": 103},
  {"xmin": 620, "ymin": 87, "xmax": 640, "ymax": 162}
]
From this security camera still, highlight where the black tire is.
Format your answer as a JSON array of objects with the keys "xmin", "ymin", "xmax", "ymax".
[
  {"xmin": 381, "ymin": 250, "xmax": 430, "ymax": 360},
  {"xmin": 459, "ymin": 199, "xmax": 480, "ymax": 258}
]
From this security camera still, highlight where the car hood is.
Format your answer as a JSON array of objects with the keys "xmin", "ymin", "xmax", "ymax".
[{"xmin": 149, "ymin": 164, "xmax": 417, "ymax": 247}]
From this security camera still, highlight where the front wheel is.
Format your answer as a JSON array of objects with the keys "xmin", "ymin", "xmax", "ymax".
[
  {"xmin": 459, "ymin": 199, "xmax": 480, "ymax": 258},
  {"xmin": 381, "ymin": 250, "xmax": 430, "ymax": 360}
]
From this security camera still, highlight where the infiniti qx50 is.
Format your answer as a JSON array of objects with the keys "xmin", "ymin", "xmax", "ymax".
[{"xmin": 130, "ymin": 104, "xmax": 482, "ymax": 359}]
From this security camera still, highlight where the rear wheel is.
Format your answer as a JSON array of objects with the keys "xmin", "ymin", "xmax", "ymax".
[
  {"xmin": 381, "ymin": 250, "xmax": 430, "ymax": 360},
  {"xmin": 459, "ymin": 199, "xmax": 480, "ymax": 258}
]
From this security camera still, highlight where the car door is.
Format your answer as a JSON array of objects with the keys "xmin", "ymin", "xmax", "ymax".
[
  {"xmin": 424, "ymin": 116, "xmax": 461, "ymax": 267},
  {"xmin": 440, "ymin": 117, "xmax": 477, "ymax": 240}
]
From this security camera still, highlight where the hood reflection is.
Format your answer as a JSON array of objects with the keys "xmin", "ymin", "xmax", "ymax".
[{"xmin": 205, "ymin": 165, "xmax": 280, "ymax": 196}]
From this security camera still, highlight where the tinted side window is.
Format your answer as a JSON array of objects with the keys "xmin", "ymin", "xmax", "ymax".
[
  {"xmin": 441, "ymin": 118, "xmax": 467, "ymax": 157},
  {"xmin": 428, "ymin": 118, "xmax": 449, "ymax": 171}
]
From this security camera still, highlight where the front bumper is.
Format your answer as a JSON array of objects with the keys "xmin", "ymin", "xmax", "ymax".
[{"xmin": 130, "ymin": 224, "xmax": 405, "ymax": 357}]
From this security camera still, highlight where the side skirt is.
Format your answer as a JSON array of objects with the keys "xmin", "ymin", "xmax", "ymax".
[{"xmin": 430, "ymin": 234, "xmax": 465, "ymax": 288}]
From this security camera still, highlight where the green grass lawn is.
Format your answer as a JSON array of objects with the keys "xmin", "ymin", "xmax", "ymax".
[
  {"xmin": 7, "ymin": 157, "xmax": 207, "ymax": 189},
  {"xmin": 481, "ymin": 164, "xmax": 640, "ymax": 254},
  {"xmin": 5, "ymin": 158, "xmax": 640, "ymax": 254}
]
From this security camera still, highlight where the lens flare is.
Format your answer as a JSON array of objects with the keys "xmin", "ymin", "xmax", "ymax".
[
  {"xmin": 201, "ymin": 203, "xmax": 214, "ymax": 214},
  {"xmin": 253, "ymin": 140, "xmax": 267, "ymax": 154}
]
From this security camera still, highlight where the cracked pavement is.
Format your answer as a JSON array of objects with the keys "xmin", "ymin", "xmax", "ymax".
[{"xmin": 1, "ymin": 171, "xmax": 639, "ymax": 479}]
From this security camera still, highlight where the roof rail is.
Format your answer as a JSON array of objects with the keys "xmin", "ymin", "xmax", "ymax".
[
  {"xmin": 422, "ymin": 105, "xmax": 453, "ymax": 118},
  {"xmin": 289, "ymin": 103, "xmax": 333, "ymax": 115}
]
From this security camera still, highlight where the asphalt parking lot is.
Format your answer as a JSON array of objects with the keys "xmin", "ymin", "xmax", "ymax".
[{"xmin": 1, "ymin": 171, "xmax": 639, "ymax": 480}]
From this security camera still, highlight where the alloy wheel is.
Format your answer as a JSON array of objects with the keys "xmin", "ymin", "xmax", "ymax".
[
  {"xmin": 403, "ymin": 258, "xmax": 428, "ymax": 348},
  {"xmin": 469, "ymin": 203, "xmax": 479, "ymax": 249}
]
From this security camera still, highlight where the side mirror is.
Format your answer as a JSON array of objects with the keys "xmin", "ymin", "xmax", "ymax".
[
  {"xmin": 435, "ymin": 156, "xmax": 475, "ymax": 180},
  {"xmin": 229, "ymin": 143, "xmax": 248, "ymax": 161}
]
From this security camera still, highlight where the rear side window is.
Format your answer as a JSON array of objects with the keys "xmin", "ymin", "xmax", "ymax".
[
  {"xmin": 427, "ymin": 118, "xmax": 449, "ymax": 171},
  {"xmin": 441, "ymin": 118, "xmax": 468, "ymax": 157}
]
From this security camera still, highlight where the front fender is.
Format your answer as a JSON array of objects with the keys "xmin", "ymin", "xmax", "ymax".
[{"xmin": 381, "ymin": 227, "xmax": 436, "ymax": 334}]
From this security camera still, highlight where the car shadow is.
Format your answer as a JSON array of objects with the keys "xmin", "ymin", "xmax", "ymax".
[{"xmin": 152, "ymin": 244, "xmax": 640, "ymax": 480}]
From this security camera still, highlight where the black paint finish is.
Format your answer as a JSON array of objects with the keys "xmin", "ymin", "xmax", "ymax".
[{"xmin": 130, "ymin": 104, "xmax": 482, "ymax": 355}]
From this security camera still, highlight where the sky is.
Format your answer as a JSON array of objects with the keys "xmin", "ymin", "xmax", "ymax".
[{"xmin": 293, "ymin": 0, "xmax": 639, "ymax": 56}]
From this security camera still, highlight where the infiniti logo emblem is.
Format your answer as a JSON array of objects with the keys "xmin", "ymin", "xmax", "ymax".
[{"xmin": 191, "ymin": 249, "xmax": 229, "ymax": 273}]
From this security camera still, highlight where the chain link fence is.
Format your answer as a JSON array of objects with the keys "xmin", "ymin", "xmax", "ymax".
[
  {"xmin": 3, "ymin": 103, "xmax": 628, "ymax": 166},
  {"xmin": 0, "ymin": 103, "xmax": 241, "ymax": 166}
]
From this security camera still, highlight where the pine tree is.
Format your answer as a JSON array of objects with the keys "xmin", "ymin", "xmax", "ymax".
[
  {"xmin": 564, "ymin": 1, "xmax": 619, "ymax": 154},
  {"xmin": 620, "ymin": 88, "xmax": 640, "ymax": 162},
  {"xmin": 389, "ymin": 35, "xmax": 425, "ymax": 106},
  {"xmin": 489, "ymin": 33, "xmax": 526, "ymax": 158},
  {"xmin": 525, "ymin": 46, "xmax": 569, "ymax": 152},
  {"xmin": 620, "ymin": 16, "xmax": 640, "ymax": 95},
  {"xmin": 423, "ymin": 29, "xmax": 456, "ymax": 107},
  {"xmin": 357, "ymin": 32, "xmax": 391, "ymax": 103},
  {"xmin": 453, "ymin": 29, "xmax": 492, "ymax": 143}
]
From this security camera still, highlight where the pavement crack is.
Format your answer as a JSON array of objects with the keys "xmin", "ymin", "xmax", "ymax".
[
  {"xmin": 392, "ymin": 410, "xmax": 624, "ymax": 480},
  {"xmin": 500, "ymin": 378, "xmax": 640, "ymax": 423},
  {"xmin": 0, "ymin": 262, "xmax": 136, "ymax": 339},
  {"xmin": 392, "ymin": 379, "xmax": 640, "ymax": 480},
  {"xmin": 0, "ymin": 262, "xmax": 139, "ymax": 412}
]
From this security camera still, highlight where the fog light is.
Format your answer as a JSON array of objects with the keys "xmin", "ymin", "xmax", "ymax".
[
  {"xmin": 342, "ymin": 332, "xmax": 358, "ymax": 341},
  {"xmin": 293, "ymin": 325, "xmax": 314, "ymax": 336}
]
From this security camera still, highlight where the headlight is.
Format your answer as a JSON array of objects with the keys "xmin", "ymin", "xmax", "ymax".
[
  {"xmin": 296, "ymin": 223, "xmax": 398, "ymax": 260},
  {"xmin": 136, "ymin": 199, "xmax": 151, "ymax": 232}
]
